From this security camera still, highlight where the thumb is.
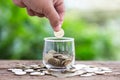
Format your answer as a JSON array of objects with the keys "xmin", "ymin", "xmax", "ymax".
[{"xmin": 44, "ymin": 4, "xmax": 61, "ymax": 32}]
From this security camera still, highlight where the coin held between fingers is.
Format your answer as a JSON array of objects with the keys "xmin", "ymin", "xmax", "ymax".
[{"xmin": 54, "ymin": 28, "xmax": 64, "ymax": 38}]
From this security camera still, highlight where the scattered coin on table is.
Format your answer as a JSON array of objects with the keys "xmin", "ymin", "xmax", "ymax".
[{"xmin": 7, "ymin": 63, "xmax": 112, "ymax": 78}]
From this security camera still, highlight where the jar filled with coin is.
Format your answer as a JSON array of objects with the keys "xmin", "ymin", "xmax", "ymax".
[{"xmin": 43, "ymin": 37, "xmax": 75, "ymax": 70}]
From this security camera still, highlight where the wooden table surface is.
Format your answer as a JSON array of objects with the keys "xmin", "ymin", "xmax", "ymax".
[{"xmin": 0, "ymin": 60, "xmax": 120, "ymax": 80}]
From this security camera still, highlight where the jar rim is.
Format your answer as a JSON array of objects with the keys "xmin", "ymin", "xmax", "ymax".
[{"xmin": 44, "ymin": 37, "xmax": 74, "ymax": 42}]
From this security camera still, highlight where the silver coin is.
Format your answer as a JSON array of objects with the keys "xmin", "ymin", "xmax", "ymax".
[
  {"xmin": 38, "ymin": 64, "xmax": 45, "ymax": 68},
  {"xmin": 100, "ymin": 67, "xmax": 111, "ymax": 71},
  {"xmin": 23, "ymin": 66, "xmax": 31, "ymax": 69},
  {"xmin": 44, "ymin": 52, "xmax": 54, "ymax": 62},
  {"xmin": 85, "ymin": 67, "xmax": 99, "ymax": 73},
  {"xmin": 54, "ymin": 28, "xmax": 64, "ymax": 38},
  {"xmin": 30, "ymin": 72, "xmax": 45, "ymax": 76},
  {"xmin": 24, "ymin": 69, "xmax": 34, "ymax": 73},
  {"xmin": 8, "ymin": 68, "xmax": 14, "ymax": 71},
  {"xmin": 14, "ymin": 71, "xmax": 26, "ymax": 76},
  {"xmin": 30, "ymin": 64, "xmax": 39, "ymax": 67},
  {"xmin": 72, "ymin": 64, "xmax": 90, "ymax": 70},
  {"xmin": 48, "ymin": 50, "xmax": 56, "ymax": 54},
  {"xmin": 43, "ymin": 70, "xmax": 51, "ymax": 75},
  {"xmin": 81, "ymin": 73, "xmax": 96, "ymax": 77},
  {"xmin": 94, "ymin": 71, "xmax": 105, "ymax": 75},
  {"xmin": 30, "ymin": 64, "xmax": 41, "ymax": 69},
  {"xmin": 102, "ymin": 70, "xmax": 112, "ymax": 73},
  {"xmin": 11, "ymin": 69, "xmax": 23, "ymax": 73},
  {"xmin": 51, "ymin": 70, "xmax": 86, "ymax": 78}
]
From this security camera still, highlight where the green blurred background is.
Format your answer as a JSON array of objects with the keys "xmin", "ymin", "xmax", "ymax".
[{"xmin": 0, "ymin": 0, "xmax": 120, "ymax": 60}]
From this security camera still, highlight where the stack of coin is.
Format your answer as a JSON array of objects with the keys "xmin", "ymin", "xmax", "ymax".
[
  {"xmin": 44, "ymin": 50, "xmax": 73, "ymax": 67},
  {"xmin": 48, "ymin": 54, "xmax": 72, "ymax": 67}
]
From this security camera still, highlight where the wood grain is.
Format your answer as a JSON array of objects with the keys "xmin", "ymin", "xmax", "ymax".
[{"xmin": 0, "ymin": 60, "xmax": 120, "ymax": 80}]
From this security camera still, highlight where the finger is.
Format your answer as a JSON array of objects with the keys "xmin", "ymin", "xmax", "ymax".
[
  {"xmin": 27, "ymin": 8, "xmax": 45, "ymax": 17},
  {"xmin": 44, "ymin": 3, "xmax": 61, "ymax": 32},
  {"xmin": 26, "ymin": 8, "xmax": 35, "ymax": 16},
  {"xmin": 34, "ymin": 13, "xmax": 45, "ymax": 17},
  {"xmin": 55, "ymin": 0, "xmax": 65, "ymax": 23},
  {"xmin": 13, "ymin": 0, "xmax": 26, "ymax": 8}
]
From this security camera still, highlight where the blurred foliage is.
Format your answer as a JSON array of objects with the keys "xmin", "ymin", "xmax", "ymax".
[
  {"xmin": 0, "ymin": 0, "xmax": 53, "ymax": 60},
  {"xmin": 0, "ymin": 0, "xmax": 120, "ymax": 60},
  {"xmin": 63, "ymin": 11, "xmax": 113, "ymax": 60}
]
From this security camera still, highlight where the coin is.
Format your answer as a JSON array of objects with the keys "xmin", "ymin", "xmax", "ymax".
[
  {"xmin": 24, "ymin": 69, "xmax": 34, "ymax": 73},
  {"xmin": 85, "ymin": 67, "xmax": 99, "ymax": 73},
  {"xmin": 11, "ymin": 69, "xmax": 23, "ymax": 73},
  {"xmin": 30, "ymin": 65, "xmax": 39, "ymax": 68},
  {"xmin": 15, "ymin": 64, "xmax": 26, "ymax": 69},
  {"xmin": 63, "ymin": 59, "xmax": 72, "ymax": 66},
  {"xmin": 8, "ymin": 68, "xmax": 14, "ymax": 71},
  {"xmin": 102, "ymin": 70, "xmax": 112, "ymax": 73},
  {"xmin": 44, "ymin": 52, "xmax": 54, "ymax": 62},
  {"xmin": 43, "ymin": 70, "xmax": 51, "ymax": 75},
  {"xmin": 48, "ymin": 50, "xmax": 56, "ymax": 54},
  {"xmin": 48, "ymin": 58, "xmax": 61, "ymax": 66},
  {"xmin": 30, "ymin": 72, "xmax": 45, "ymax": 76},
  {"xmin": 54, "ymin": 28, "xmax": 64, "ymax": 38},
  {"xmin": 38, "ymin": 64, "xmax": 45, "ymax": 68},
  {"xmin": 100, "ymin": 67, "xmax": 111, "ymax": 71},
  {"xmin": 44, "ymin": 50, "xmax": 73, "ymax": 68},
  {"xmin": 47, "ymin": 52, "xmax": 72, "ymax": 67},
  {"xmin": 14, "ymin": 71, "xmax": 26, "ymax": 76},
  {"xmin": 51, "ymin": 70, "xmax": 86, "ymax": 78},
  {"xmin": 72, "ymin": 64, "xmax": 90, "ymax": 70},
  {"xmin": 80, "ymin": 73, "xmax": 96, "ymax": 77},
  {"xmin": 94, "ymin": 71, "xmax": 105, "ymax": 75},
  {"xmin": 7, "ymin": 63, "xmax": 112, "ymax": 78}
]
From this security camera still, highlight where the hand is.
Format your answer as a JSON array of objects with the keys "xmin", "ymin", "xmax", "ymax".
[{"xmin": 13, "ymin": 0, "xmax": 65, "ymax": 31}]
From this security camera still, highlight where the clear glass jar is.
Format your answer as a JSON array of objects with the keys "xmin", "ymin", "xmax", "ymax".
[{"xmin": 43, "ymin": 37, "xmax": 75, "ymax": 69}]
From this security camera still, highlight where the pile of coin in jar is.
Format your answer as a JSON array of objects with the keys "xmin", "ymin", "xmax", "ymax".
[{"xmin": 44, "ymin": 50, "xmax": 73, "ymax": 68}]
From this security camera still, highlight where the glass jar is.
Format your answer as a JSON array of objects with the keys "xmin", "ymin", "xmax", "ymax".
[{"xmin": 43, "ymin": 37, "xmax": 75, "ymax": 69}]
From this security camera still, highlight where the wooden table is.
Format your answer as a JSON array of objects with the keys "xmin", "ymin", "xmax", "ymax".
[{"xmin": 0, "ymin": 60, "xmax": 120, "ymax": 80}]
